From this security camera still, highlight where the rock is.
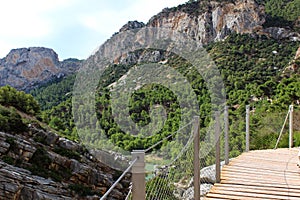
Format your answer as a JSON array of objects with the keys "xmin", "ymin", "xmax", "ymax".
[
  {"xmin": 57, "ymin": 137, "xmax": 81, "ymax": 152},
  {"xmin": 45, "ymin": 131, "xmax": 59, "ymax": 146},
  {"xmin": 0, "ymin": 47, "xmax": 81, "ymax": 92},
  {"xmin": 176, "ymin": 161, "xmax": 228, "ymax": 200},
  {"xmin": 119, "ymin": 20, "xmax": 145, "ymax": 32},
  {"xmin": 147, "ymin": 0, "xmax": 265, "ymax": 44},
  {"xmin": 181, "ymin": 183, "xmax": 213, "ymax": 200},
  {"xmin": 102, "ymin": 0, "xmax": 270, "ymax": 66},
  {"xmin": 263, "ymin": 27, "xmax": 300, "ymax": 41},
  {"xmin": 0, "ymin": 161, "xmax": 73, "ymax": 200},
  {"xmin": 0, "ymin": 127, "xmax": 131, "ymax": 199}
]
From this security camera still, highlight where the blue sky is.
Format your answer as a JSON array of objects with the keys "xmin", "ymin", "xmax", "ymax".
[{"xmin": 0, "ymin": 0, "xmax": 187, "ymax": 60}]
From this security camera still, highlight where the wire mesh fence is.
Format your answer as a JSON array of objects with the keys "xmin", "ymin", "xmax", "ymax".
[
  {"xmin": 247, "ymin": 105, "xmax": 300, "ymax": 150},
  {"xmin": 102, "ymin": 105, "xmax": 300, "ymax": 199}
]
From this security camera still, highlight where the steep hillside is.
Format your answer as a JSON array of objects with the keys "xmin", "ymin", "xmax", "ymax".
[{"xmin": 0, "ymin": 86, "xmax": 130, "ymax": 199}]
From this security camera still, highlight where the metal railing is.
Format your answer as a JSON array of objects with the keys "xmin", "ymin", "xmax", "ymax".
[
  {"xmin": 100, "ymin": 104, "xmax": 296, "ymax": 199},
  {"xmin": 100, "ymin": 157, "xmax": 138, "ymax": 200}
]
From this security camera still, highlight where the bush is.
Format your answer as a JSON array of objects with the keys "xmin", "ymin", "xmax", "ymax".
[
  {"xmin": 53, "ymin": 147, "xmax": 81, "ymax": 160},
  {"xmin": 0, "ymin": 106, "xmax": 27, "ymax": 133},
  {"xmin": 68, "ymin": 184, "xmax": 95, "ymax": 196},
  {"xmin": 2, "ymin": 155, "xmax": 14, "ymax": 165}
]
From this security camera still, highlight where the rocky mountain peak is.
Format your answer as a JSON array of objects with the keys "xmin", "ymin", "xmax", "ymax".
[
  {"xmin": 0, "ymin": 47, "xmax": 81, "ymax": 92},
  {"xmin": 147, "ymin": 0, "xmax": 265, "ymax": 44},
  {"xmin": 119, "ymin": 20, "xmax": 145, "ymax": 32}
]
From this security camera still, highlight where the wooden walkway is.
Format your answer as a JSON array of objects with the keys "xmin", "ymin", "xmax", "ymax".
[{"xmin": 206, "ymin": 148, "xmax": 300, "ymax": 200}]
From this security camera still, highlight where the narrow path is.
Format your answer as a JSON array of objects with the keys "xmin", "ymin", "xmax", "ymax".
[{"xmin": 206, "ymin": 148, "xmax": 300, "ymax": 199}]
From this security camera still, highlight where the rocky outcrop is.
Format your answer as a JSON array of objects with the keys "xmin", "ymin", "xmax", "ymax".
[
  {"xmin": 105, "ymin": 0, "xmax": 266, "ymax": 66},
  {"xmin": 0, "ymin": 161, "xmax": 73, "ymax": 200},
  {"xmin": 263, "ymin": 27, "xmax": 300, "ymax": 41},
  {"xmin": 0, "ymin": 126, "xmax": 130, "ymax": 199},
  {"xmin": 147, "ymin": 0, "xmax": 265, "ymax": 44},
  {"xmin": 119, "ymin": 20, "xmax": 145, "ymax": 32},
  {"xmin": 0, "ymin": 47, "xmax": 81, "ymax": 92}
]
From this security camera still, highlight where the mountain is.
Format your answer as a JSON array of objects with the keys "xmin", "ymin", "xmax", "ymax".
[
  {"xmin": 0, "ymin": 47, "xmax": 81, "ymax": 92},
  {"xmin": 1, "ymin": 0, "xmax": 300, "ymax": 199},
  {"xmin": 31, "ymin": 0, "xmax": 300, "ymax": 152},
  {"xmin": 0, "ymin": 0, "xmax": 299, "ymax": 93}
]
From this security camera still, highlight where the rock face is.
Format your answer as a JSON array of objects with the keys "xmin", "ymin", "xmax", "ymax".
[
  {"xmin": 0, "ymin": 47, "xmax": 81, "ymax": 92},
  {"xmin": 147, "ymin": 0, "xmax": 265, "ymax": 44},
  {"xmin": 0, "ymin": 127, "xmax": 130, "ymax": 199},
  {"xmin": 119, "ymin": 20, "xmax": 145, "ymax": 32},
  {"xmin": 102, "ymin": 0, "xmax": 266, "ymax": 66}
]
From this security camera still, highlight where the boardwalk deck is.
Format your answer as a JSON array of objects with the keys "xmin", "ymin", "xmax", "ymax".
[{"xmin": 206, "ymin": 148, "xmax": 300, "ymax": 200}]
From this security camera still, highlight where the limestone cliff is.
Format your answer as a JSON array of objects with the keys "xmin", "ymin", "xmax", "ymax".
[
  {"xmin": 0, "ymin": 47, "xmax": 81, "ymax": 92},
  {"xmin": 147, "ymin": 0, "xmax": 265, "ymax": 44}
]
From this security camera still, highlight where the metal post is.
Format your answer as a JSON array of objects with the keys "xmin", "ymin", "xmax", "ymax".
[
  {"xmin": 131, "ymin": 150, "xmax": 145, "ymax": 200},
  {"xmin": 289, "ymin": 105, "xmax": 294, "ymax": 149},
  {"xmin": 224, "ymin": 106, "xmax": 229, "ymax": 165},
  {"xmin": 215, "ymin": 112, "xmax": 221, "ymax": 183},
  {"xmin": 246, "ymin": 105, "xmax": 250, "ymax": 152},
  {"xmin": 193, "ymin": 116, "xmax": 200, "ymax": 200}
]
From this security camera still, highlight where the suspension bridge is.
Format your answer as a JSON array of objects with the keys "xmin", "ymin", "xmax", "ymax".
[{"xmin": 100, "ymin": 105, "xmax": 300, "ymax": 200}]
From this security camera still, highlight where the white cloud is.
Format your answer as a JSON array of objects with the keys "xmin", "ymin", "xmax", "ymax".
[
  {"xmin": 0, "ymin": 0, "xmax": 188, "ymax": 59},
  {"xmin": 0, "ymin": 0, "xmax": 70, "ymax": 38},
  {"xmin": 78, "ymin": 0, "xmax": 187, "ymax": 33}
]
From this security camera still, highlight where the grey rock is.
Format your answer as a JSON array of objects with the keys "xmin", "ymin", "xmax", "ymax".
[
  {"xmin": 57, "ymin": 137, "xmax": 81, "ymax": 151},
  {"xmin": 119, "ymin": 20, "xmax": 145, "ymax": 32},
  {"xmin": 45, "ymin": 131, "xmax": 59, "ymax": 146},
  {"xmin": 0, "ymin": 127, "xmax": 131, "ymax": 199},
  {"xmin": 0, "ymin": 47, "xmax": 81, "ymax": 92},
  {"xmin": 182, "ymin": 183, "xmax": 213, "ymax": 200},
  {"xmin": 147, "ymin": 0, "xmax": 265, "ymax": 44},
  {"xmin": 263, "ymin": 27, "xmax": 300, "ymax": 41}
]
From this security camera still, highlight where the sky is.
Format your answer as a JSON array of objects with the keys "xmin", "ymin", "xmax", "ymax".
[{"xmin": 0, "ymin": 0, "xmax": 187, "ymax": 60}]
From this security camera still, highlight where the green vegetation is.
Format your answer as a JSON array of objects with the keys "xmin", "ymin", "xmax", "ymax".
[
  {"xmin": 2, "ymin": 155, "xmax": 14, "ymax": 165},
  {"xmin": 53, "ymin": 147, "xmax": 81, "ymax": 160},
  {"xmin": 253, "ymin": 0, "xmax": 300, "ymax": 29},
  {"xmin": 0, "ymin": 106, "xmax": 27, "ymax": 133},
  {"xmin": 40, "ymin": 33, "xmax": 300, "ymax": 159},
  {"xmin": 68, "ymin": 184, "xmax": 96, "ymax": 197},
  {"xmin": 28, "ymin": 147, "xmax": 71, "ymax": 182},
  {"xmin": 0, "ymin": 85, "xmax": 41, "ymax": 133},
  {"xmin": 0, "ymin": 85, "xmax": 40, "ymax": 115},
  {"xmin": 30, "ymin": 75, "xmax": 76, "ymax": 110}
]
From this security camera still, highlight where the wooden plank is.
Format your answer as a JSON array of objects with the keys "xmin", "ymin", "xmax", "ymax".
[
  {"xmin": 221, "ymin": 175, "xmax": 300, "ymax": 186},
  {"xmin": 221, "ymin": 179, "xmax": 300, "ymax": 189},
  {"xmin": 221, "ymin": 170, "xmax": 300, "ymax": 180},
  {"xmin": 220, "ymin": 180, "xmax": 300, "ymax": 189},
  {"xmin": 205, "ymin": 193, "xmax": 270, "ymax": 200},
  {"xmin": 212, "ymin": 185, "xmax": 300, "ymax": 197},
  {"xmin": 213, "ymin": 183, "xmax": 300, "ymax": 194},
  {"xmin": 222, "ymin": 166, "xmax": 300, "ymax": 176},
  {"xmin": 205, "ymin": 148, "xmax": 300, "ymax": 199},
  {"xmin": 209, "ymin": 188, "xmax": 300, "ymax": 200},
  {"xmin": 222, "ymin": 164, "xmax": 300, "ymax": 174}
]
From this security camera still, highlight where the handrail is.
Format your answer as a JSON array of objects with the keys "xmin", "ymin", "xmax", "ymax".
[
  {"xmin": 274, "ymin": 108, "xmax": 290, "ymax": 149},
  {"xmin": 144, "ymin": 120, "xmax": 193, "ymax": 153},
  {"xmin": 100, "ymin": 157, "xmax": 138, "ymax": 200}
]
